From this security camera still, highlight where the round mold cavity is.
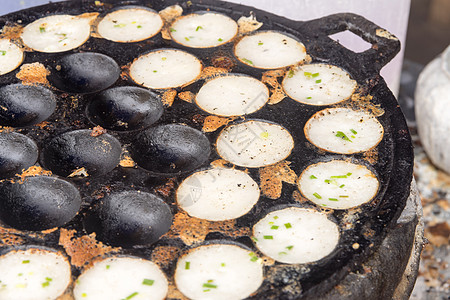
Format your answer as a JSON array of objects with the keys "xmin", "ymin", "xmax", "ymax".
[
  {"xmin": 47, "ymin": 52, "xmax": 120, "ymax": 94},
  {"xmin": 129, "ymin": 49, "xmax": 202, "ymax": 89},
  {"xmin": 21, "ymin": 14, "xmax": 95, "ymax": 53},
  {"xmin": 169, "ymin": 12, "xmax": 238, "ymax": 48},
  {"xmin": 0, "ymin": 176, "xmax": 82, "ymax": 231},
  {"xmin": 216, "ymin": 119, "xmax": 294, "ymax": 168},
  {"xmin": 0, "ymin": 84, "xmax": 56, "ymax": 127},
  {"xmin": 0, "ymin": 248, "xmax": 72, "ymax": 300},
  {"xmin": 41, "ymin": 129, "xmax": 122, "ymax": 177},
  {"xmin": 175, "ymin": 243, "xmax": 264, "ymax": 300},
  {"xmin": 282, "ymin": 63, "xmax": 357, "ymax": 105},
  {"xmin": 0, "ymin": 132, "xmax": 38, "ymax": 179},
  {"xmin": 195, "ymin": 74, "xmax": 269, "ymax": 116},
  {"xmin": 297, "ymin": 160, "xmax": 379, "ymax": 210},
  {"xmin": 304, "ymin": 107, "xmax": 384, "ymax": 154},
  {"xmin": 234, "ymin": 30, "xmax": 307, "ymax": 69},
  {"xmin": 83, "ymin": 191, "xmax": 173, "ymax": 248},
  {"xmin": 73, "ymin": 256, "xmax": 168, "ymax": 300},
  {"xmin": 97, "ymin": 6, "xmax": 163, "ymax": 43},
  {"xmin": 176, "ymin": 167, "xmax": 260, "ymax": 221},
  {"xmin": 252, "ymin": 207, "xmax": 340, "ymax": 264},
  {"xmin": 86, "ymin": 86, "xmax": 164, "ymax": 131},
  {"xmin": 130, "ymin": 124, "xmax": 211, "ymax": 175},
  {"xmin": 0, "ymin": 39, "xmax": 24, "ymax": 75}
]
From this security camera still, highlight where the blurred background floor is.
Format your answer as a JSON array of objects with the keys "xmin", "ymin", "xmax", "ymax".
[{"xmin": 400, "ymin": 0, "xmax": 449, "ymax": 299}]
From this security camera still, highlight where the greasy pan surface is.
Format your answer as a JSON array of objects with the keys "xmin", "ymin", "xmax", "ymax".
[{"xmin": 0, "ymin": 0, "xmax": 413, "ymax": 298}]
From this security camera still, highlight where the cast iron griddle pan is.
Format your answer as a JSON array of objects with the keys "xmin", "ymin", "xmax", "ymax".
[{"xmin": 0, "ymin": 0, "xmax": 414, "ymax": 299}]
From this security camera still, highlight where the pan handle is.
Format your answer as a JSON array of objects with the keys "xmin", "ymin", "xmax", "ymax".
[{"xmin": 299, "ymin": 13, "xmax": 400, "ymax": 72}]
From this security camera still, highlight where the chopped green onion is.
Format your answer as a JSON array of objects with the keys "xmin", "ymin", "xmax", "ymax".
[
  {"xmin": 42, "ymin": 281, "xmax": 50, "ymax": 288},
  {"xmin": 315, "ymin": 79, "xmax": 322, "ymax": 84},
  {"xmin": 313, "ymin": 192, "xmax": 322, "ymax": 199},
  {"xmin": 325, "ymin": 179, "xmax": 338, "ymax": 185},
  {"xmin": 137, "ymin": 25, "xmax": 142, "ymax": 29},
  {"xmin": 170, "ymin": 27, "xmax": 176, "ymax": 32},
  {"xmin": 22, "ymin": 260, "xmax": 30, "ymax": 264},
  {"xmin": 218, "ymin": 38, "xmax": 223, "ymax": 42},
  {"xmin": 114, "ymin": 23, "xmax": 126, "ymax": 28},
  {"xmin": 309, "ymin": 174, "xmax": 317, "ymax": 179},
  {"xmin": 263, "ymin": 235, "xmax": 273, "ymax": 239},
  {"xmin": 242, "ymin": 58, "xmax": 254, "ymax": 65},
  {"xmin": 142, "ymin": 279, "xmax": 154, "ymax": 286},
  {"xmin": 0, "ymin": 50, "xmax": 7, "ymax": 56},
  {"xmin": 330, "ymin": 175, "xmax": 348, "ymax": 179},
  {"xmin": 82, "ymin": 293, "xmax": 87, "ymax": 298},
  {"xmin": 347, "ymin": 172, "xmax": 352, "ymax": 176},
  {"xmin": 196, "ymin": 26, "xmax": 203, "ymax": 31},
  {"xmin": 339, "ymin": 184, "xmax": 345, "ymax": 188},
  {"xmin": 251, "ymin": 236, "xmax": 258, "ymax": 243},
  {"xmin": 328, "ymin": 198, "xmax": 338, "ymax": 201},
  {"xmin": 185, "ymin": 37, "xmax": 190, "ymax": 41},
  {"xmin": 249, "ymin": 253, "xmax": 259, "ymax": 262},
  {"xmin": 304, "ymin": 71, "xmax": 312, "ymax": 76},
  {"xmin": 203, "ymin": 289, "xmax": 211, "ymax": 292},
  {"xmin": 268, "ymin": 221, "xmax": 274, "ymax": 225},
  {"xmin": 339, "ymin": 195, "xmax": 349, "ymax": 198},
  {"xmin": 306, "ymin": 96, "xmax": 312, "ymax": 99},
  {"xmin": 124, "ymin": 292, "xmax": 139, "ymax": 300},
  {"xmin": 288, "ymin": 69, "xmax": 295, "ymax": 78},
  {"xmin": 286, "ymin": 245, "xmax": 294, "ymax": 250},
  {"xmin": 258, "ymin": 42, "xmax": 264, "ymax": 46},
  {"xmin": 18, "ymin": 273, "xmax": 23, "ymax": 276},
  {"xmin": 106, "ymin": 265, "xmax": 110, "ymax": 269},
  {"xmin": 273, "ymin": 216, "xmax": 279, "ymax": 220},
  {"xmin": 335, "ymin": 131, "xmax": 352, "ymax": 142},
  {"xmin": 312, "ymin": 72, "xmax": 320, "ymax": 78},
  {"xmin": 185, "ymin": 261, "xmax": 190, "ymax": 270},
  {"xmin": 153, "ymin": 70, "xmax": 157, "ymax": 73},
  {"xmin": 279, "ymin": 252, "xmax": 287, "ymax": 255},
  {"xmin": 39, "ymin": 27, "xmax": 45, "ymax": 33},
  {"xmin": 161, "ymin": 57, "xmax": 167, "ymax": 61},
  {"xmin": 221, "ymin": 263, "xmax": 226, "ymax": 267},
  {"xmin": 202, "ymin": 283, "xmax": 217, "ymax": 289},
  {"xmin": 284, "ymin": 223, "xmax": 292, "ymax": 229},
  {"xmin": 271, "ymin": 225, "xmax": 279, "ymax": 229},
  {"xmin": 45, "ymin": 277, "xmax": 52, "ymax": 282},
  {"xmin": 350, "ymin": 129, "xmax": 358, "ymax": 134}
]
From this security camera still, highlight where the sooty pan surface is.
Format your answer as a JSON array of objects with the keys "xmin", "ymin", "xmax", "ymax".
[{"xmin": 0, "ymin": 0, "xmax": 413, "ymax": 298}]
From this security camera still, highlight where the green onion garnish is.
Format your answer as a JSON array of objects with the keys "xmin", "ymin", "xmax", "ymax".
[
  {"xmin": 221, "ymin": 263, "xmax": 226, "ymax": 267},
  {"xmin": 284, "ymin": 223, "xmax": 292, "ymax": 229},
  {"xmin": 22, "ymin": 260, "xmax": 30, "ymax": 264},
  {"xmin": 312, "ymin": 72, "xmax": 320, "ymax": 78},
  {"xmin": 339, "ymin": 184, "xmax": 345, "ymax": 188},
  {"xmin": 242, "ymin": 58, "xmax": 254, "ymax": 65},
  {"xmin": 273, "ymin": 216, "xmax": 279, "ymax": 220},
  {"xmin": 347, "ymin": 173, "xmax": 352, "ymax": 176},
  {"xmin": 124, "ymin": 292, "xmax": 139, "ymax": 299},
  {"xmin": 279, "ymin": 252, "xmax": 287, "ymax": 255},
  {"xmin": 106, "ymin": 265, "xmax": 110, "ymax": 269},
  {"xmin": 286, "ymin": 245, "xmax": 294, "ymax": 250},
  {"xmin": 45, "ymin": 277, "xmax": 52, "ymax": 282},
  {"xmin": 142, "ymin": 279, "xmax": 154, "ymax": 286},
  {"xmin": 335, "ymin": 131, "xmax": 352, "ymax": 142},
  {"xmin": 304, "ymin": 71, "xmax": 312, "ymax": 76},
  {"xmin": 113, "ymin": 23, "xmax": 126, "ymax": 28},
  {"xmin": 350, "ymin": 129, "xmax": 358, "ymax": 134},
  {"xmin": 18, "ymin": 273, "xmax": 23, "ymax": 276},
  {"xmin": 258, "ymin": 42, "xmax": 264, "ymax": 46},
  {"xmin": 271, "ymin": 225, "xmax": 279, "ymax": 230},
  {"xmin": 185, "ymin": 261, "xmax": 190, "ymax": 270},
  {"xmin": 313, "ymin": 192, "xmax": 322, "ymax": 199},
  {"xmin": 170, "ymin": 27, "xmax": 176, "ymax": 32},
  {"xmin": 328, "ymin": 198, "xmax": 338, "ymax": 201},
  {"xmin": 251, "ymin": 236, "xmax": 258, "ymax": 242},
  {"xmin": 268, "ymin": 221, "xmax": 274, "ymax": 225},
  {"xmin": 196, "ymin": 26, "xmax": 203, "ymax": 31},
  {"xmin": 0, "ymin": 50, "xmax": 7, "ymax": 56},
  {"xmin": 153, "ymin": 70, "xmax": 157, "ymax": 73},
  {"xmin": 82, "ymin": 293, "xmax": 87, "ymax": 298},
  {"xmin": 306, "ymin": 96, "xmax": 312, "ymax": 99},
  {"xmin": 330, "ymin": 175, "xmax": 348, "ymax": 179},
  {"xmin": 39, "ymin": 27, "xmax": 45, "ymax": 33},
  {"xmin": 42, "ymin": 281, "xmax": 50, "ymax": 288},
  {"xmin": 137, "ymin": 25, "xmax": 142, "ymax": 28},
  {"xmin": 203, "ymin": 283, "xmax": 217, "ymax": 289},
  {"xmin": 309, "ymin": 175, "xmax": 317, "ymax": 179},
  {"xmin": 315, "ymin": 79, "xmax": 322, "ymax": 84},
  {"xmin": 249, "ymin": 253, "xmax": 259, "ymax": 262},
  {"xmin": 288, "ymin": 69, "xmax": 295, "ymax": 78},
  {"xmin": 218, "ymin": 38, "xmax": 223, "ymax": 42},
  {"xmin": 339, "ymin": 195, "xmax": 349, "ymax": 198},
  {"xmin": 185, "ymin": 37, "xmax": 190, "ymax": 41},
  {"xmin": 263, "ymin": 235, "xmax": 273, "ymax": 239}
]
